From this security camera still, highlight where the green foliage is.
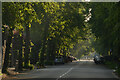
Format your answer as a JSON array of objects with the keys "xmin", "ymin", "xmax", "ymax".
[
  {"xmin": 23, "ymin": 64, "xmax": 34, "ymax": 70},
  {"xmin": 88, "ymin": 2, "xmax": 120, "ymax": 56},
  {"xmin": 29, "ymin": 2, "xmax": 90, "ymax": 64},
  {"xmin": 104, "ymin": 61, "xmax": 120, "ymax": 76},
  {"xmin": 2, "ymin": 2, "xmax": 95, "ymax": 69},
  {"xmin": 36, "ymin": 61, "xmax": 46, "ymax": 68},
  {"xmin": 36, "ymin": 62, "xmax": 41, "ymax": 67},
  {"xmin": 44, "ymin": 60, "xmax": 54, "ymax": 65},
  {"xmin": 105, "ymin": 61, "xmax": 118, "ymax": 69},
  {"xmin": 0, "ymin": 70, "xmax": 2, "ymax": 75},
  {"xmin": 116, "ymin": 67, "xmax": 120, "ymax": 76},
  {"xmin": 29, "ymin": 64, "xmax": 34, "ymax": 70},
  {"xmin": 2, "ymin": 2, "xmax": 42, "ymax": 71},
  {"xmin": 2, "ymin": 2, "xmax": 41, "ymax": 34}
]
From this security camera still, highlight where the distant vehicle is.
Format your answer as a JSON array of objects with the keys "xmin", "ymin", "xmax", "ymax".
[
  {"xmin": 94, "ymin": 55, "xmax": 104, "ymax": 64},
  {"xmin": 94, "ymin": 55, "xmax": 101, "ymax": 64},
  {"xmin": 65, "ymin": 56, "xmax": 73, "ymax": 62},
  {"xmin": 73, "ymin": 57, "xmax": 77, "ymax": 61},
  {"xmin": 54, "ymin": 56, "xmax": 64, "ymax": 64}
]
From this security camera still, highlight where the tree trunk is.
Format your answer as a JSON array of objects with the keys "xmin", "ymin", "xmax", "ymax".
[
  {"xmin": 40, "ymin": 29, "xmax": 48, "ymax": 66},
  {"xmin": 40, "ymin": 15, "xmax": 49, "ymax": 66},
  {"xmin": 51, "ymin": 39, "xmax": 57, "ymax": 61},
  {"xmin": 18, "ymin": 36, "xmax": 23, "ymax": 71},
  {"xmin": 46, "ymin": 39, "xmax": 51, "ymax": 62},
  {"xmin": 2, "ymin": 34, "xmax": 12, "ymax": 73},
  {"xmin": 47, "ymin": 39, "xmax": 55, "ymax": 62},
  {"xmin": 24, "ymin": 24, "xmax": 30, "ymax": 68}
]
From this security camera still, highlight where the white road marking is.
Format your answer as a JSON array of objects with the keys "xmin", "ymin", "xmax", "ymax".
[{"xmin": 56, "ymin": 68, "xmax": 73, "ymax": 80}]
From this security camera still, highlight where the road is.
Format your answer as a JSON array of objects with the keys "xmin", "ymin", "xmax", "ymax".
[{"xmin": 14, "ymin": 60, "xmax": 119, "ymax": 80}]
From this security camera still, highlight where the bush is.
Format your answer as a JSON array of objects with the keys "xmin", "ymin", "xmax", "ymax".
[
  {"xmin": 105, "ymin": 61, "xmax": 118, "ymax": 69},
  {"xmin": 36, "ymin": 61, "xmax": 45, "ymax": 68},
  {"xmin": 36, "ymin": 62, "xmax": 41, "ymax": 68},
  {"xmin": 29, "ymin": 64, "xmax": 34, "ymax": 70},
  {"xmin": 105, "ymin": 61, "xmax": 120, "ymax": 77},
  {"xmin": 44, "ymin": 60, "xmax": 54, "ymax": 65},
  {"xmin": 23, "ymin": 64, "xmax": 34, "ymax": 70},
  {"xmin": 116, "ymin": 66, "xmax": 120, "ymax": 76}
]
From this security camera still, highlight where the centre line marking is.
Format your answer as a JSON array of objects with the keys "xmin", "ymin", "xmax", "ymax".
[{"xmin": 56, "ymin": 68, "xmax": 73, "ymax": 80}]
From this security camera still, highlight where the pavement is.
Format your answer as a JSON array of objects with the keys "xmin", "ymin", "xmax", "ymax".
[{"xmin": 10, "ymin": 60, "xmax": 120, "ymax": 80}]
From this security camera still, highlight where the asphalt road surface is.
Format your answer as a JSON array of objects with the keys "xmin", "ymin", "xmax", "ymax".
[{"xmin": 13, "ymin": 60, "xmax": 119, "ymax": 80}]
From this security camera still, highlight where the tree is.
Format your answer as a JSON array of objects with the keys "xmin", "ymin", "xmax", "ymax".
[
  {"xmin": 2, "ymin": 2, "xmax": 40, "ymax": 73},
  {"xmin": 88, "ymin": 2, "xmax": 120, "ymax": 60}
]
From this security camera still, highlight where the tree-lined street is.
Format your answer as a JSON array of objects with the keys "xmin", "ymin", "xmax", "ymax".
[
  {"xmin": 1, "ymin": 1, "xmax": 120, "ymax": 80},
  {"xmin": 13, "ymin": 60, "xmax": 119, "ymax": 80}
]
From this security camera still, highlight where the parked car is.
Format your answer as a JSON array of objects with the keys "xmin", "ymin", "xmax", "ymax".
[
  {"xmin": 94, "ymin": 55, "xmax": 101, "ymax": 64},
  {"xmin": 94, "ymin": 55, "xmax": 104, "ymax": 64},
  {"xmin": 73, "ymin": 57, "xmax": 77, "ymax": 61},
  {"xmin": 54, "ymin": 56, "xmax": 64, "ymax": 64},
  {"xmin": 64, "ymin": 56, "xmax": 73, "ymax": 63}
]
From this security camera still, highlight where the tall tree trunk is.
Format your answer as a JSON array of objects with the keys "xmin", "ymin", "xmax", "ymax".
[
  {"xmin": 51, "ymin": 39, "xmax": 57, "ymax": 61},
  {"xmin": 40, "ymin": 27, "xmax": 48, "ymax": 66},
  {"xmin": 2, "ymin": 32, "xmax": 12, "ymax": 73},
  {"xmin": 18, "ymin": 36, "xmax": 23, "ymax": 71},
  {"xmin": 46, "ymin": 39, "xmax": 51, "ymax": 62},
  {"xmin": 40, "ymin": 15, "xmax": 49, "ymax": 66},
  {"xmin": 47, "ymin": 39, "xmax": 55, "ymax": 63},
  {"xmin": 24, "ymin": 24, "xmax": 30, "ymax": 68}
]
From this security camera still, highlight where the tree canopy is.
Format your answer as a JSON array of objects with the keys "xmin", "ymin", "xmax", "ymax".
[
  {"xmin": 88, "ymin": 2, "xmax": 120, "ymax": 57},
  {"xmin": 2, "ymin": 2, "xmax": 120, "ymax": 73}
]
